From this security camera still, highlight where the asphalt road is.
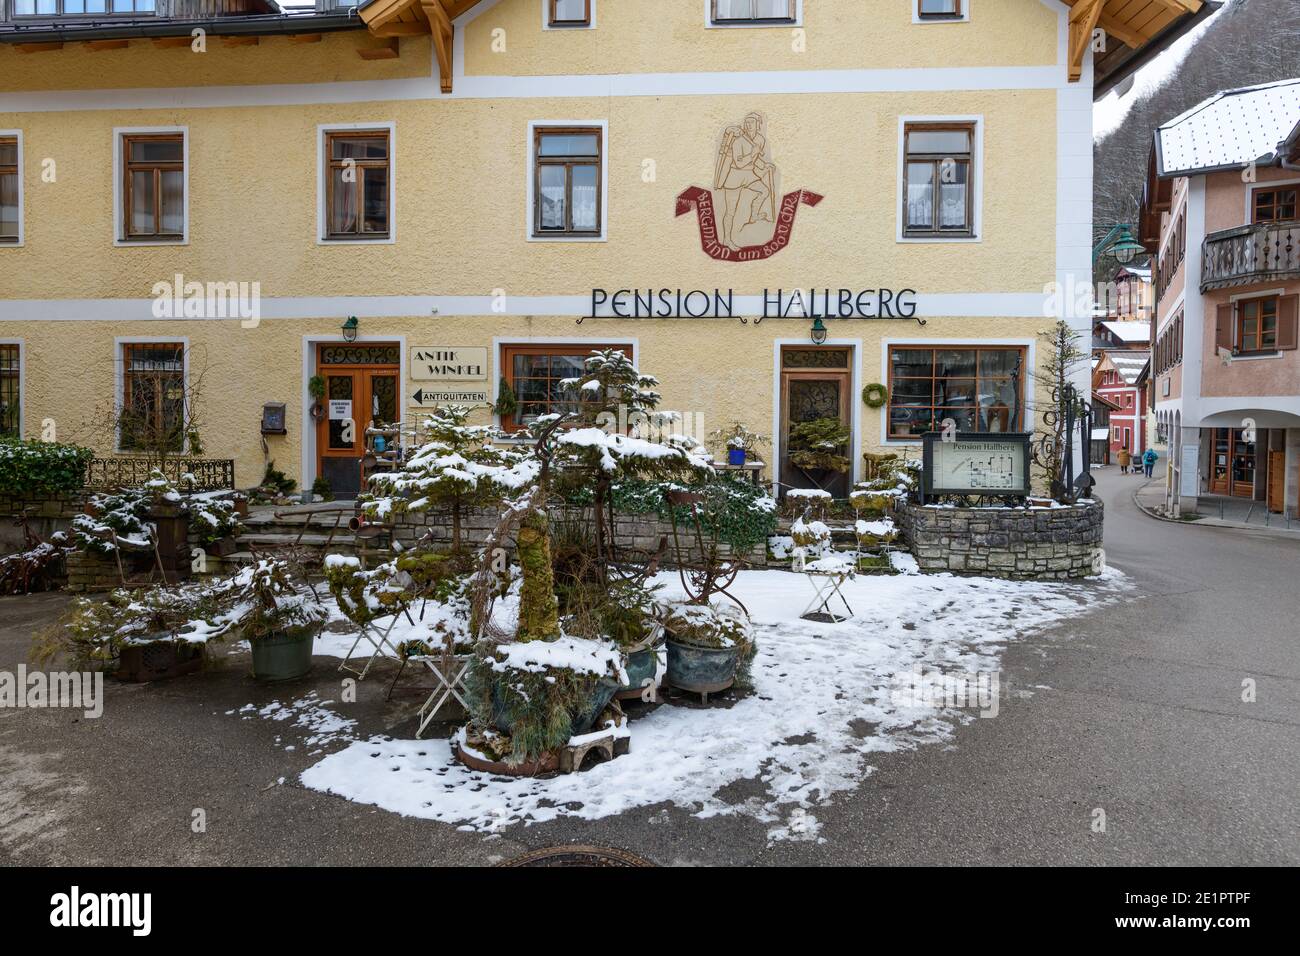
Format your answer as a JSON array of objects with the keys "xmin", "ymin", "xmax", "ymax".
[{"xmin": 0, "ymin": 467, "xmax": 1295, "ymax": 866}]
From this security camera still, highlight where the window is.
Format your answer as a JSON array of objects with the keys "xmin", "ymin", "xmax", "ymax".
[
  {"xmin": 547, "ymin": 0, "xmax": 590, "ymax": 27},
  {"xmin": 902, "ymin": 122, "xmax": 974, "ymax": 238},
  {"xmin": 917, "ymin": 0, "xmax": 962, "ymax": 19},
  {"xmin": 532, "ymin": 126, "xmax": 602, "ymax": 237},
  {"xmin": 324, "ymin": 129, "xmax": 391, "ymax": 240},
  {"xmin": 0, "ymin": 136, "xmax": 17, "ymax": 244},
  {"xmin": 710, "ymin": 0, "xmax": 796, "ymax": 24},
  {"xmin": 1253, "ymin": 187, "xmax": 1297, "ymax": 224},
  {"xmin": 1237, "ymin": 296, "xmax": 1279, "ymax": 354},
  {"xmin": 500, "ymin": 344, "xmax": 630, "ymax": 432},
  {"xmin": 121, "ymin": 133, "xmax": 184, "ymax": 241},
  {"xmin": 0, "ymin": 345, "xmax": 19, "ymax": 438},
  {"xmin": 14, "ymin": 0, "xmax": 155, "ymax": 12},
  {"xmin": 887, "ymin": 346, "xmax": 1023, "ymax": 439},
  {"xmin": 119, "ymin": 343, "xmax": 185, "ymax": 452}
]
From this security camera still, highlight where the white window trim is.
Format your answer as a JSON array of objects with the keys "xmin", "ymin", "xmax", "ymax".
[
  {"xmin": 526, "ymin": 119, "xmax": 609, "ymax": 243},
  {"xmin": 542, "ymin": 0, "xmax": 595, "ymax": 30},
  {"xmin": 0, "ymin": 338, "xmax": 24, "ymax": 438},
  {"xmin": 114, "ymin": 336, "xmax": 190, "ymax": 455},
  {"xmin": 0, "ymin": 129, "xmax": 23, "ymax": 248},
  {"xmin": 491, "ymin": 336, "xmax": 639, "ymax": 432},
  {"xmin": 913, "ymin": 0, "xmax": 970, "ymax": 24},
  {"xmin": 316, "ymin": 121, "xmax": 397, "ymax": 246},
  {"xmin": 878, "ymin": 337, "xmax": 1034, "ymax": 447},
  {"xmin": 113, "ymin": 126, "xmax": 189, "ymax": 247},
  {"xmin": 896, "ymin": 114, "xmax": 984, "ymax": 244},
  {"xmin": 705, "ymin": 0, "xmax": 802, "ymax": 29},
  {"xmin": 1242, "ymin": 176, "xmax": 1300, "ymax": 225}
]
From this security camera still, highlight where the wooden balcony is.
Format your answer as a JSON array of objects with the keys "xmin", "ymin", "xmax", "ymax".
[{"xmin": 1201, "ymin": 220, "xmax": 1300, "ymax": 293}]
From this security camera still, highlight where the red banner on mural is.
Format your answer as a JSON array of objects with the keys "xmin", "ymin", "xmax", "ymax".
[{"xmin": 675, "ymin": 186, "xmax": 823, "ymax": 262}]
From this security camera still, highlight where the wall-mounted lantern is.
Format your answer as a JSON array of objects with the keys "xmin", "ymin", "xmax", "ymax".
[
  {"xmin": 810, "ymin": 317, "xmax": 828, "ymax": 345},
  {"xmin": 341, "ymin": 316, "xmax": 359, "ymax": 343}
]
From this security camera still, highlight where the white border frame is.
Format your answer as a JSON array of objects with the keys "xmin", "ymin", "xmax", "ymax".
[
  {"xmin": 317, "ymin": 121, "xmax": 398, "ymax": 246},
  {"xmin": 0, "ymin": 130, "xmax": 24, "ymax": 248},
  {"xmin": 490, "ymin": 335, "xmax": 639, "ymax": 432},
  {"xmin": 0, "ymin": 337, "xmax": 24, "ymax": 438},
  {"xmin": 913, "ymin": 0, "xmax": 971, "ymax": 24},
  {"xmin": 299, "ymin": 333, "xmax": 408, "ymax": 490},
  {"xmin": 877, "ymin": 337, "xmax": 1037, "ymax": 448},
  {"xmin": 542, "ymin": 0, "xmax": 596, "ymax": 30},
  {"xmin": 112, "ymin": 126, "xmax": 189, "ymax": 247},
  {"xmin": 896, "ymin": 114, "xmax": 984, "ymax": 243},
  {"xmin": 526, "ymin": 119, "xmax": 609, "ymax": 242},
  {"xmin": 770, "ymin": 338, "xmax": 862, "ymax": 489},
  {"xmin": 113, "ymin": 335, "xmax": 191, "ymax": 454},
  {"xmin": 704, "ymin": 0, "xmax": 803, "ymax": 29}
]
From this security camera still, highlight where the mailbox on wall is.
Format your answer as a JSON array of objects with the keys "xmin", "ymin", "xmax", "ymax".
[{"xmin": 261, "ymin": 402, "xmax": 287, "ymax": 436}]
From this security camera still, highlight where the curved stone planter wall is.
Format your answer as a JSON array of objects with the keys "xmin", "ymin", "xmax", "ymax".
[{"xmin": 896, "ymin": 500, "xmax": 1104, "ymax": 580}]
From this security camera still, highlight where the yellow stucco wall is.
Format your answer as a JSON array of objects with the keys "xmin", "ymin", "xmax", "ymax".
[
  {"xmin": 465, "ymin": 0, "xmax": 1059, "ymax": 75},
  {"xmin": 0, "ymin": 89, "xmax": 1056, "ymax": 299},
  {"xmin": 16, "ymin": 314, "xmax": 1057, "ymax": 489},
  {"xmin": 0, "ymin": 0, "xmax": 1072, "ymax": 491},
  {"xmin": 0, "ymin": 32, "xmax": 432, "ymax": 93}
]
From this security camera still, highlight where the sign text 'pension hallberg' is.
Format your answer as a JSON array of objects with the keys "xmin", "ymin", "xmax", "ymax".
[{"xmin": 586, "ymin": 288, "xmax": 924, "ymax": 323}]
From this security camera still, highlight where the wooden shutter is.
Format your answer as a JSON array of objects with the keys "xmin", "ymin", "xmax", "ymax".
[
  {"xmin": 1277, "ymin": 294, "xmax": 1299, "ymax": 351},
  {"xmin": 1215, "ymin": 303, "xmax": 1234, "ymax": 351}
]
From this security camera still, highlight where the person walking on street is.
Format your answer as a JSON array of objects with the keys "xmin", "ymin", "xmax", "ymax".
[
  {"xmin": 1143, "ymin": 447, "xmax": 1158, "ymax": 478},
  {"xmin": 1118, "ymin": 445, "xmax": 1131, "ymax": 475}
]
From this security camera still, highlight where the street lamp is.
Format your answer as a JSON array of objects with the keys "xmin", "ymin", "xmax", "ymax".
[{"xmin": 1094, "ymin": 224, "xmax": 1146, "ymax": 265}]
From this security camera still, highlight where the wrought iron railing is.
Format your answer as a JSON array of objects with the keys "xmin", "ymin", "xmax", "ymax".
[
  {"xmin": 1201, "ymin": 220, "xmax": 1300, "ymax": 292},
  {"xmin": 85, "ymin": 457, "xmax": 235, "ymax": 491}
]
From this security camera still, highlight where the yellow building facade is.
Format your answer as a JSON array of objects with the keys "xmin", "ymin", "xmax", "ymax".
[{"xmin": 0, "ymin": 0, "xmax": 1201, "ymax": 494}]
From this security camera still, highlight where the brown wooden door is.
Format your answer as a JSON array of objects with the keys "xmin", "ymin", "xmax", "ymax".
[
  {"xmin": 315, "ymin": 346, "xmax": 400, "ymax": 499},
  {"xmin": 779, "ymin": 347, "xmax": 853, "ymax": 499},
  {"xmin": 1267, "ymin": 450, "xmax": 1285, "ymax": 513}
]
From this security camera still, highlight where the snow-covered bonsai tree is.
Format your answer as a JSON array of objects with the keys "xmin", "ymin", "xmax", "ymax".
[
  {"xmin": 364, "ymin": 405, "xmax": 517, "ymax": 554},
  {"xmin": 458, "ymin": 415, "xmax": 629, "ymax": 768},
  {"xmin": 550, "ymin": 349, "xmax": 711, "ymax": 582}
]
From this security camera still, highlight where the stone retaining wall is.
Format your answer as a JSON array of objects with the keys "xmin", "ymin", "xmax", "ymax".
[
  {"xmin": 896, "ymin": 500, "xmax": 1104, "ymax": 580},
  {"xmin": 0, "ymin": 492, "xmax": 85, "ymax": 553},
  {"xmin": 389, "ymin": 505, "xmax": 769, "ymax": 567}
]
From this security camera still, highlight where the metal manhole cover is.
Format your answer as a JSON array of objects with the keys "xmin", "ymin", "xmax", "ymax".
[{"xmin": 497, "ymin": 845, "xmax": 655, "ymax": 867}]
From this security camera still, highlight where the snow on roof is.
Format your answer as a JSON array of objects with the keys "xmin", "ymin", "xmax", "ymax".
[
  {"xmin": 1101, "ymin": 320, "xmax": 1151, "ymax": 343},
  {"xmin": 1121, "ymin": 266, "xmax": 1152, "ymax": 281},
  {"xmin": 1107, "ymin": 352, "xmax": 1150, "ymax": 385},
  {"xmin": 1156, "ymin": 77, "xmax": 1300, "ymax": 177}
]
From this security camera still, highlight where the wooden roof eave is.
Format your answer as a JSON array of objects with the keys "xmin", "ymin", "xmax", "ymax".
[
  {"xmin": 1066, "ymin": 0, "xmax": 1204, "ymax": 85},
  {"xmin": 360, "ymin": 0, "xmax": 483, "ymax": 92}
]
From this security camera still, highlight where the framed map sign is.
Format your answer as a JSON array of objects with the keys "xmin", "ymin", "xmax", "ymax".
[{"xmin": 922, "ymin": 432, "xmax": 1032, "ymax": 499}]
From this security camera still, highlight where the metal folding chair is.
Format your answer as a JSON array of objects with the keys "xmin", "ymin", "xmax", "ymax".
[
  {"xmin": 801, "ymin": 561, "xmax": 856, "ymax": 623},
  {"xmin": 411, "ymin": 651, "xmax": 472, "ymax": 739},
  {"xmin": 338, "ymin": 611, "xmax": 406, "ymax": 680}
]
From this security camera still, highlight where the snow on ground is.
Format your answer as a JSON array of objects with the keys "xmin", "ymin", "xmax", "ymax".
[
  {"xmin": 227, "ymin": 692, "xmax": 357, "ymax": 755},
  {"xmin": 299, "ymin": 567, "xmax": 1132, "ymax": 839}
]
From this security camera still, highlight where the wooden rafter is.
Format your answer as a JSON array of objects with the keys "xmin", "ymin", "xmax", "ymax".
[
  {"xmin": 1067, "ymin": 0, "xmax": 1105, "ymax": 83},
  {"xmin": 85, "ymin": 39, "xmax": 130, "ymax": 51},
  {"xmin": 420, "ymin": 0, "xmax": 455, "ymax": 94},
  {"xmin": 360, "ymin": 0, "xmax": 482, "ymax": 93},
  {"xmin": 16, "ymin": 41, "xmax": 64, "ymax": 54}
]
